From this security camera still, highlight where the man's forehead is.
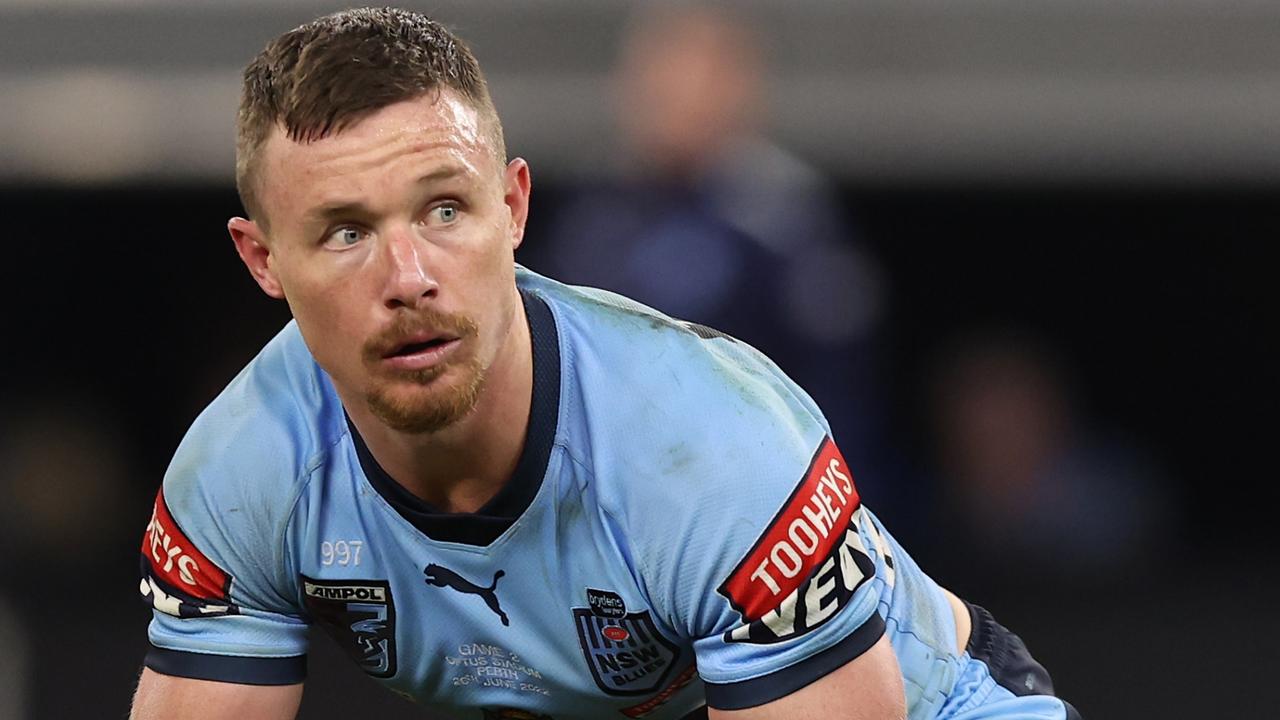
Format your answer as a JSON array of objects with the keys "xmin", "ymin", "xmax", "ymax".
[
  {"xmin": 268, "ymin": 92, "xmax": 490, "ymax": 166},
  {"xmin": 258, "ymin": 92, "xmax": 495, "ymax": 214}
]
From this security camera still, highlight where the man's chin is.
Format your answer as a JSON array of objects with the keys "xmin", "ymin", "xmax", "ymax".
[{"xmin": 365, "ymin": 364, "xmax": 484, "ymax": 434}]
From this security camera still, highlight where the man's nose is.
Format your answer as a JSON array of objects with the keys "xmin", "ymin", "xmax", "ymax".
[{"xmin": 382, "ymin": 226, "xmax": 438, "ymax": 309}]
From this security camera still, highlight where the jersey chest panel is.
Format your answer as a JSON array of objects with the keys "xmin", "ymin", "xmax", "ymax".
[{"xmin": 291, "ymin": 459, "xmax": 704, "ymax": 720}]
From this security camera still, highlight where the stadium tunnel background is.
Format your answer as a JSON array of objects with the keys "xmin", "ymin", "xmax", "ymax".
[{"xmin": 0, "ymin": 2, "xmax": 1277, "ymax": 719}]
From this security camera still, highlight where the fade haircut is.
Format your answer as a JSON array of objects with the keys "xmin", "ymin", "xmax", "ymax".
[{"xmin": 236, "ymin": 7, "xmax": 506, "ymax": 224}]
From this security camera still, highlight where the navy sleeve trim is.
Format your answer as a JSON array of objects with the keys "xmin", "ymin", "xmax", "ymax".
[
  {"xmin": 703, "ymin": 611, "xmax": 887, "ymax": 710},
  {"xmin": 145, "ymin": 645, "xmax": 306, "ymax": 686}
]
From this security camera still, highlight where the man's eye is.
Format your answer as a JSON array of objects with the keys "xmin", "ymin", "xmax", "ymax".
[
  {"xmin": 434, "ymin": 204, "xmax": 460, "ymax": 224},
  {"xmin": 324, "ymin": 227, "xmax": 365, "ymax": 248}
]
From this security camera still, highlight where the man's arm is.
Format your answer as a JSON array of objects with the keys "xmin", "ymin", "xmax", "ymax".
[
  {"xmin": 130, "ymin": 668, "xmax": 303, "ymax": 720},
  {"xmin": 708, "ymin": 635, "xmax": 906, "ymax": 720}
]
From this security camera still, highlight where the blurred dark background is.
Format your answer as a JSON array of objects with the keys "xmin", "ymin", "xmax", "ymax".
[{"xmin": 1, "ymin": 2, "xmax": 1277, "ymax": 719}]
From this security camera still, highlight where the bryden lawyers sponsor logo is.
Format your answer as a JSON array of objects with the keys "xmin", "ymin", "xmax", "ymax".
[
  {"xmin": 139, "ymin": 488, "xmax": 237, "ymax": 618},
  {"xmin": 717, "ymin": 437, "xmax": 879, "ymax": 644},
  {"xmin": 586, "ymin": 588, "xmax": 626, "ymax": 618}
]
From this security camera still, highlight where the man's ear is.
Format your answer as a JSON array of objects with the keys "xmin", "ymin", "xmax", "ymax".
[
  {"xmin": 503, "ymin": 157, "xmax": 532, "ymax": 251},
  {"xmin": 228, "ymin": 217, "xmax": 285, "ymax": 299}
]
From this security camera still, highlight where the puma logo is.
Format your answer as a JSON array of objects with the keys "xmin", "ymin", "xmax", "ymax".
[{"xmin": 424, "ymin": 564, "xmax": 510, "ymax": 626}]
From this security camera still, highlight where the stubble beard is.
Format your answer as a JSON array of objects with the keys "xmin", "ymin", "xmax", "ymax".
[
  {"xmin": 365, "ymin": 354, "xmax": 488, "ymax": 434},
  {"xmin": 360, "ymin": 305, "xmax": 487, "ymax": 435}
]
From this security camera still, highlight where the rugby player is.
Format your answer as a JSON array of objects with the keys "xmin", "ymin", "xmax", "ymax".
[{"xmin": 131, "ymin": 8, "xmax": 1080, "ymax": 720}]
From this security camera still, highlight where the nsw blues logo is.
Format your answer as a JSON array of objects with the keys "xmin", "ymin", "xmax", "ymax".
[
  {"xmin": 574, "ymin": 599, "xmax": 679, "ymax": 696},
  {"xmin": 302, "ymin": 577, "xmax": 397, "ymax": 678}
]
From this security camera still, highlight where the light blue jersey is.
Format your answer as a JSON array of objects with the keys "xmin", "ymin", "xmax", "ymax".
[{"xmin": 139, "ymin": 267, "xmax": 1072, "ymax": 719}]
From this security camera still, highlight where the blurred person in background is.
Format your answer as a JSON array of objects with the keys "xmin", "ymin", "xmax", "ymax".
[
  {"xmin": 536, "ymin": 3, "xmax": 905, "ymax": 524},
  {"xmin": 929, "ymin": 331, "xmax": 1173, "ymax": 581}
]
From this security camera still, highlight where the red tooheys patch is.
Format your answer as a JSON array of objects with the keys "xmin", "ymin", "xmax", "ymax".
[
  {"xmin": 718, "ymin": 437, "xmax": 860, "ymax": 621},
  {"xmin": 602, "ymin": 626, "xmax": 630, "ymax": 642},
  {"xmin": 141, "ymin": 488, "xmax": 231, "ymax": 601}
]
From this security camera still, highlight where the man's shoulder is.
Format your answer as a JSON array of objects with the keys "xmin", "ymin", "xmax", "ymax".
[
  {"xmin": 535, "ymin": 274, "xmax": 854, "ymax": 633},
  {"xmin": 521, "ymin": 266, "xmax": 803, "ymax": 404},
  {"xmin": 521, "ymin": 268, "xmax": 834, "ymax": 516},
  {"xmin": 526, "ymin": 268, "xmax": 825, "ymax": 422},
  {"xmin": 164, "ymin": 321, "xmax": 345, "ymax": 510},
  {"xmin": 142, "ymin": 323, "xmax": 339, "ymax": 616}
]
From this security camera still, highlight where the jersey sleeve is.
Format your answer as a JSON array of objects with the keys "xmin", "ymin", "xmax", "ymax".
[
  {"xmin": 139, "ymin": 386, "xmax": 313, "ymax": 685},
  {"xmin": 624, "ymin": 413, "xmax": 895, "ymax": 710},
  {"xmin": 685, "ymin": 435, "xmax": 893, "ymax": 710}
]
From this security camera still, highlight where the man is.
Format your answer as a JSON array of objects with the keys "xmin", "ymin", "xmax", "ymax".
[{"xmin": 132, "ymin": 8, "xmax": 1080, "ymax": 720}]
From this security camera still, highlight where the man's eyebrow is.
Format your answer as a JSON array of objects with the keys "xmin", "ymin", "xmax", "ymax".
[
  {"xmin": 416, "ymin": 165, "xmax": 468, "ymax": 185},
  {"xmin": 304, "ymin": 201, "xmax": 369, "ymax": 225},
  {"xmin": 303, "ymin": 167, "xmax": 470, "ymax": 224}
]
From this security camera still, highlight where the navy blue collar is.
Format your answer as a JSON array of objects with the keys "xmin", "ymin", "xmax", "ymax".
[{"xmin": 348, "ymin": 288, "xmax": 561, "ymax": 546}]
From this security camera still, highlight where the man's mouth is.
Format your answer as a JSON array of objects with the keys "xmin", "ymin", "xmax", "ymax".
[
  {"xmin": 387, "ymin": 336, "xmax": 453, "ymax": 358},
  {"xmin": 377, "ymin": 333, "xmax": 461, "ymax": 372}
]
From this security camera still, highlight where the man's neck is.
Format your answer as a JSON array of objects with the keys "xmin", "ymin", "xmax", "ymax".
[{"xmin": 345, "ymin": 291, "xmax": 534, "ymax": 513}]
